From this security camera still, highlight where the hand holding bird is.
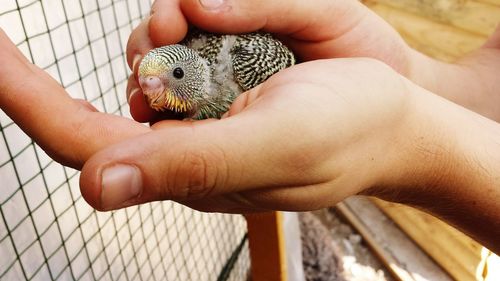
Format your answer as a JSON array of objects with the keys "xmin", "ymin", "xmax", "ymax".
[{"xmin": 138, "ymin": 32, "xmax": 295, "ymax": 119}]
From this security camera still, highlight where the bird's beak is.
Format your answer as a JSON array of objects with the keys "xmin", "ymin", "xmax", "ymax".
[
  {"xmin": 138, "ymin": 75, "xmax": 168, "ymax": 110},
  {"xmin": 139, "ymin": 75, "xmax": 164, "ymax": 97}
]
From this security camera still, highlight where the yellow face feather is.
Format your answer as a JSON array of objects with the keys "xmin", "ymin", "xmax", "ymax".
[
  {"xmin": 145, "ymin": 87, "xmax": 193, "ymax": 113},
  {"xmin": 164, "ymin": 91, "xmax": 193, "ymax": 113}
]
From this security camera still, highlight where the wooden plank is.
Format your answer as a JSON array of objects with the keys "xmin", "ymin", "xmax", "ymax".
[
  {"xmin": 363, "ymin": 0, "xmax": 500, "ymax": 37},
  {"xmin": 477, "ymin": 0, "xmax": 500, "ymax": 7},
  {"xmin": 336, "ymin": 197, "xmax": 453, "ymax": 281},
  {"xmin": 245, "ymin": 212, "xmax": 287, "ymax": 281},
  {"xmin": 372, "ymin": 199, "xmax": 482, "ymax": 281},
  {"xmin": 366, "ymin": 2, "xmax": 487, "ymax": 61}
]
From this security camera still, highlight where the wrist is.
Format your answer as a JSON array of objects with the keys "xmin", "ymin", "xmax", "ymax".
[
  {"xmin": 365, "ymin": 82, "xmax": 453, "ymax": 200},
  {"xmin": 374, "ymin": 83, "xmax": 500, "ymax": 251}
]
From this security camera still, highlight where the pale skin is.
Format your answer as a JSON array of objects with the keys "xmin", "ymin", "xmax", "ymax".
[{"xmin": 0, "ymin": 0, "xmax": 499, "ymax": 253}]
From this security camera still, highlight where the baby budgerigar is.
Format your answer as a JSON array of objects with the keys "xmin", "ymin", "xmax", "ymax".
[{"xmin": 138, "ymin": 30, "xmax": 296, "ymax": 120}]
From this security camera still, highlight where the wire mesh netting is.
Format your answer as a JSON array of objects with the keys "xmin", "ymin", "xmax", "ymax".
[{"xmin": 0, "ymin": 0, "xmax": 250, "ymax": 280}]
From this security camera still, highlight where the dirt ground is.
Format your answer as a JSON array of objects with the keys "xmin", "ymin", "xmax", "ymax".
[{"xmin": 300, "ymin": 208, "xmax": 394, "ymax": 281}]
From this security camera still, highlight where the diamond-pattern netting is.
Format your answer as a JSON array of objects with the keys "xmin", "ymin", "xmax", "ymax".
[{"xmin": 0, "ymin": 1, "xmax": 250, "ymax": 280}]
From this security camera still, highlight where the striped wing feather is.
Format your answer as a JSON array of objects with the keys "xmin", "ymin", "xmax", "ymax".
[{"xmin": 231, "ymin": 33, "xmax": 295, "ymax": 91}]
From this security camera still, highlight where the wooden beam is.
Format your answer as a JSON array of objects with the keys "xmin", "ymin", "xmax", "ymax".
[
  {"xmin": 245, "ymin": 212, "xmax": 287, "ymax": 281},
  {"xmin": 363, "ymin": 0, "xmax": 500, "ymax": 37},
  {"xmin": 372, "ymin": 199, "xmax": 484, "ymax": 281},
  {"xmin": 337, "ymin": 197, "xmax": 452, "ymax": 281},
  {"xmin": 365, "ymin": 1, "xmax": 488, "ymax": 61}
]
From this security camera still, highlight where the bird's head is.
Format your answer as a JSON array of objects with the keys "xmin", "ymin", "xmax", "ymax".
[{"xmin": 138, "ymin": 44, "xmax": 209, "ymax": 114}]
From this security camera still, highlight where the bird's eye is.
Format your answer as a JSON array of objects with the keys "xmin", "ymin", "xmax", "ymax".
[{"xmin": 173, "ymin": 67, "xmax": 184, "ymax": 79}]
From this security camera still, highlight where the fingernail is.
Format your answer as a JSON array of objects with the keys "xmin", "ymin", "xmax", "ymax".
[
  {"xmin": 127, "ymin": 87, "xmax": 140, "ymax": 104},
  {"xmin": 101, "ymin": 164, "xmax": 142, "ymax": 210},
  {"xmin": 200, "ymin": 0, "xmax": 224, "ymax": 10},
  {"xmin": 132, "ymin": 54, "xmax": 142, "ymax": 72}
]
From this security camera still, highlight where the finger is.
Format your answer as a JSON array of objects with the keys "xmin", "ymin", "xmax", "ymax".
[
  {"xmin": 127, "ymin": 75, "xmax": 157, "ymax": 122},
  {"xmin": 483, "ymin": 23, "xmax": 500, "ymax": 49},
  {"xmin": 0, "ymin": 29, "xmax": 150, "ymax": 169},
  {"xmin": 128, "ymin": 88, "xmax": 157, "ymax": 123},
  {"xmin": 236, "ymin": 182, "xmax": 358, "ymax": 211},
  {"xmin": 179, "ymin": 184, "xmax": 345, "ymax": 213},
  {"xmin": 180, "ymin": 0, "xmax": 361, "ymax": 39},
  {"xmin": 181, "ymin": 178, "xmax": 365, "ymax": 213},
  {"xmin": 125, "ymin": 21, "xmax": 150, "ymax": 121},
  {"xmin": 179, "ymin": 193, "xmax": 269, "ymax": 213},
  {"xmin": 126, "ymin": 19, "xmax": 154, "ymax": 72},
  {"xmin": 148, "ymin": 0, "xmax": 188, "ymax": 46},
  {"xmin": 224, "ymin": 84, "xmax": 263, "ymax": 118},
  {"xmin": 126, "ymin": 74, "xmax": 139, "ymax": 103}
]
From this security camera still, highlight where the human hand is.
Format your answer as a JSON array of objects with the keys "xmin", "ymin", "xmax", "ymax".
[
  {"xmin": 126, "ymin": 0, "xmax": 412, "ymax": 123},
  {"xmin": 80, "ymin": 58, "xmax": 418, "ymax": 212},
  {"xmin": 81, "ymin": 55, "xmax": 500, "ymax": 256},
  {"xmin": 0, "ymin": 29, "xmax": 151, "ymax": 170},
  {"xmin": 0, "ymin": 21, "xmax": 413, "ymax": 213},
  {"xmin": 127, "ymin": 0, "xmax": 500, "ymax": 122}
]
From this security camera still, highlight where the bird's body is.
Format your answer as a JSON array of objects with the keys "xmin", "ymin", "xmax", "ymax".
[{"xmin": 138, "ymin": 31, "xmax": 295, "ymax": 119}]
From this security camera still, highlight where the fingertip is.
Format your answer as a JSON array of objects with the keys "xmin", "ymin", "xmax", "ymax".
[
  {"xmin": 126, "ymin": 75, "xmax": 139, "ymax": 102},
  {"xmin": 129, "ymin": 89, "xmax": 158, "ymax": 123},
  {"xmin": 180, "ymin": 0, "xmax": 265, "ymax": 34},
  {"xmin": 126, "ymin": 19, "xmax": 154, "ymax": 70},
  {"xmin": 226, "ymin": 85, "xmax": 263, "ymax": 117},
  {"xmin": 128, "ymin": 89, "xmax": 186, "ymax": 123},
  {"xmin": 132, "ymin": 55, "xmax": 142, "ymax": 79},
  {"xmin": 127, "ymin": 87, "xmax": 140, "ymax": 105},
  {"xmin": 198, "ymin": 0, "xmax": 226, "ymax": 11},
  {"xmin": 81, "ymin": 155, "xmax": 144, "ymax": 212},
  {"xmin": 226, "ymin": 92, "xmax": 248, "ymax": 117},
  {"xmin": 80, "ymin": 157, "xmax": 105, "ymax": 211},
  {"xmin": 148, "ymin": 0, "xmax": 189, "ymax": 46}
]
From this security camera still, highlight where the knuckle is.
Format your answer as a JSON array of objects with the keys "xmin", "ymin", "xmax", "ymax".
[
  {"xmin": 183, "ymin": 150, "xmax": 211, "ymax": 197},
  {"xmin": 165, "ymin": 144, "xmax": 227, "ymax": 200}
]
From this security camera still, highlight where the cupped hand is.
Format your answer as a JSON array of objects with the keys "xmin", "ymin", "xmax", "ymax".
[
  {"xmin": 126, "ymin": 0, "xmax": 412, "ymax": 123},
  {"xmin": 80, "ymin": 58, "xmax": 417, "ymax": 212}
]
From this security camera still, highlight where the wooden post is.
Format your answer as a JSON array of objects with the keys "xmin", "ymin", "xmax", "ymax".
[{"xmin": 245, "ymin": 211, "xmax": 287, "ymax": 281}]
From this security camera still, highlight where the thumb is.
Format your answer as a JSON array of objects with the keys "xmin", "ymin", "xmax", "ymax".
[
  {"xmin": 177, "ymin": 0, "xmax": 367, "ymax": 41},
  {"xmin": 79, "ymin": 102, "xmax": 324, "ymax": 211},
  {"xmin": 146, "ymin": 0, "xmax": 374, "ymax": 52}
]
